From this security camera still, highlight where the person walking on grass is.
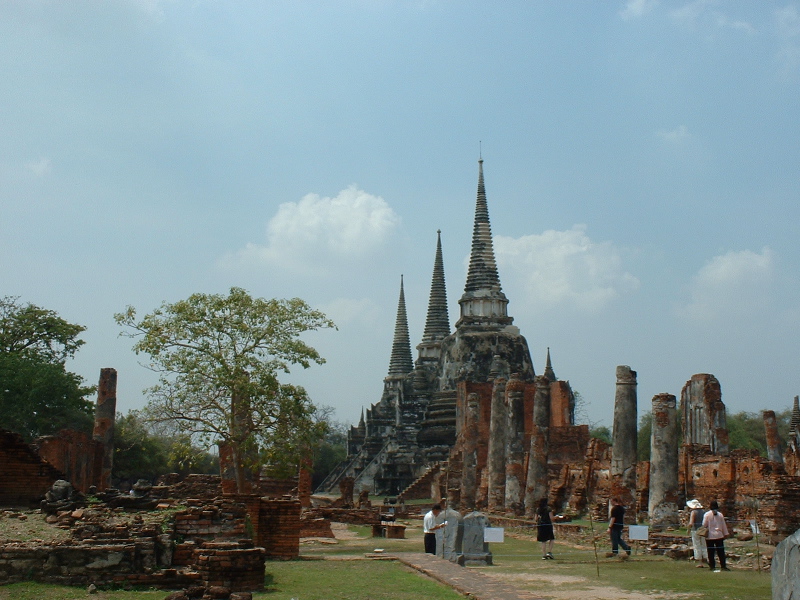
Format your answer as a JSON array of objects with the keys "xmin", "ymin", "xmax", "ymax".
[
  {"xmin": 607, "ymin": 497, "xmax": 632, "ymax": 558},
  {"xmin": 536, "ymin": 498, "xmax": 555, "ymax": 559},
  {"xmin": 702, "ymin": 500, "xmax": 730, "ymax": 572},
  {"xmin": 423, "ymin": 504, "xmax": 445, "ymax": 555},
  {"xmin": 687, "ymin": 499, "xmax": 708, "ymax": 568}
]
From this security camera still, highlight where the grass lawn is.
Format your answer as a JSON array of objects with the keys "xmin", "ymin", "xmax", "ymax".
[
  {"xmin": 0, "ymin": 561, "xmax": 464, "ymax": 600},
  {"xmin": 478, "ymin": 531, "xmax": 771, "ymax": 600},
  {"xmin": 0, "ymin": 513, "xmax": 773, "ymax": 600}
]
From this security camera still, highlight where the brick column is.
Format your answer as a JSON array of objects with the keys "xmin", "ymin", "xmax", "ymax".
[
  {"xmin": 486, "ymin": 378, "xmax": 507, "ymax": 512},
  {"xmin": 611, "ymin": 366, "xmax": 637, "ymax": 518},
  {"xmin": 648, "ymin": 394, "xmax": 679, "ymax": 529},
  {"xmin": 504, "ymin": 374, "xmax": 526, "ymax": 515},
  {"xmin": 525, "ymin": 375, "xmax": 551, "ymax": 517},
  {"xmin": 92, "ymin": 368, "xmax": 117, "ymax": 491}
]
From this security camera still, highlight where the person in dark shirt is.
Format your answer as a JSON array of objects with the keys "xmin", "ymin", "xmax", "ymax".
[
  {"xmin": 536, "ymin": 498, "xmax": 556, "ymax": 559},
  {"xmin": 607, "ymin": 497, "xmax": 631, "ymax": 557}
]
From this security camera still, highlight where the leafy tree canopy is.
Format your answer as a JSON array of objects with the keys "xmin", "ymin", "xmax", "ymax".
[
  {"xmin": 113, "ymin": 410, "xmax": 218, "ymax": 485},
  {"xmin": 310, "ymin": 405, "xmax": 349, "ymax": 489},
  {"xmin": 0, "ymin": 296, "xmax": 86, "ymax": 362},
  {"xmin": 115, "ymin": 287, "xmax": 335, "ymax": 491},
  {"xmin": 0, "ymin": 297, "xmax": 94, "ymax": 441},
  {"xmin": 638, "ymin": 411, "xmax": 652, "ymax": 461},
  {"xmin": 589, "ymin": 425, "xmax": 612, "ymax": 445},
  {"xmin": 727, "ymin": 409, "xmax": 791, "ymax": 456}
]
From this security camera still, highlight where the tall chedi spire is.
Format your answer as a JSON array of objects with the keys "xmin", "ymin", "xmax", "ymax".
[
  {"xmin": 417, "ymin": 230, "xmax": 450, "ymax": 362},
  {"xmin": 457, "ymin": 158, "xmax": 512, "ymax": 330},
  {"xmin": 388, "ymin": 275, "xmax": 414, "ymax": 376},
  {"xmin": 436, "ymin": 156, "xmax": 535, "ymax": 393}
]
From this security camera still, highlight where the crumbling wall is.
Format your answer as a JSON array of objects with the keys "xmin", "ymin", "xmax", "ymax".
[
  {"xmin": 681, "ymin": 374, "xmax": 728, "ymax": 455},
  {"xmin": 0, "ymin": 542, "xmax": 190, "ymax": 588},
  {"xmin": 0, "ymin": 429, "xmax": 64, "ymax": 506},
  {"xmin": 549, "ymin": 380, "xmax": 574, "ymax": 427},
  {"xmin": 195, "ymin": 541, "xmax": 266, "ymax": 591},
  {"xmin": 159, "ymin": 474, "xmax": 223, "ymax": 499},
  {"xmin": 257, "ymin": 499, "xmax": 301, "ymax": 559},
  {"xmin": 36, "ymin": 429, "xmax": 103, "ymax": 494}
]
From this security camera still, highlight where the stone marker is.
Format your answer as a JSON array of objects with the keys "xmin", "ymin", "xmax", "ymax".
[
  {"xmin": 440, "ymin": 507, "xmax": 463, "ymax": 563},
  {"xmin": 461, "ymin": 511, "xmax": 493, "ymax": 566},
  {"xmin": 772, "ymin": 527, "xmax": 800, "ymax": 600}
]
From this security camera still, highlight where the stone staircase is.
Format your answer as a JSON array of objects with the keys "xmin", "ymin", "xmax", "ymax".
[{"xmin": 397, "ymin": 462, "xmax": 442, "ymax": 501}]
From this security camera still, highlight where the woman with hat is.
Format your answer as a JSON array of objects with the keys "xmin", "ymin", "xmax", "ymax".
[{"xmin": 687, "ymin": 499, "xmax": 708, "ymax": 568}]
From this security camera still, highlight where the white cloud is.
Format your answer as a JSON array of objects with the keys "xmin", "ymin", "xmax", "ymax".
[
  {"xmin": 494, "ymin": 225, "xmax": 640, "ymax": 313},
  {"xmin": 224, "ymin": 185, "xmax": 400, "ymax": 276},
  {"xmin": 775, "ymin": 4, "xmax": 800, "ymax": 74},
  {"xmin": 677, "ymin": 247, "xmax": 774, "ymax": 321},
  {"xmin": 670, "ymin": 0, "xmax": 715, "ymax": 26},
  {"xmin": 670, "ymin": 0, "xmax": 755, "ymax": 35},
  {"xmin": 125, "ymin": 0, "xmax": 165, "ymax": 19},
  {"xmin": 656, "ymin": 125, "xmax": 691, "ymax": 144},
  {"xmin": 777, "ymin": 4, "xmax": 800, "ymax": 37},
  {"xmin": 620, "ymin": 0, "xmax": 659, "ymax": 21},
  {"xmin": 25, "ymin": 157, "xmax": 51, "ymax": 177}
]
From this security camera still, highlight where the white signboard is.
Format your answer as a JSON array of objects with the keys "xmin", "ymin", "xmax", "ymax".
[
  {"xmin": 627, "ymin": 525, "xmax": 649, "ymax": 541},
  {"xmin": 484, "ymin": 527, "xmax": 505, "ymax": 543}
]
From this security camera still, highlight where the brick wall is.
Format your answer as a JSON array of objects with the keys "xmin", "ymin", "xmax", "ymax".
[
  {"xmin": 0, "ymin": 429, "xmax": 64, "ymax": 506},
  {"xmin": 257, "ymin": 499, "xmax": 301, "ymax": 559},
  {"xmin": 195, "ymin": 541, "xmax": 266, "ymax": 592},
  {"xmin": 36, "ymin": 429, "xmax": 103, "ymax": 494}
]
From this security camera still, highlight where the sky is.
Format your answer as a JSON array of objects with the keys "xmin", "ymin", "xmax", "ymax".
[{"xmin": 2, "ymin": 0, "xmax": 800, "ymax": 429}]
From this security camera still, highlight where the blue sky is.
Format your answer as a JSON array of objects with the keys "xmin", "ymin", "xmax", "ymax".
[{"xmin": 2, "ymin": 1, "xmax": 799, "ymax": 428}]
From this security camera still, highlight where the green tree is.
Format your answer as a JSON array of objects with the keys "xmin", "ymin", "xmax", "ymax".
[
  {"xmin": 310, "ymin": 406, "xmax": 348, "ymax": 489},
  {"xmin": 589, "ymin": 425, "xmax": 612, "ymax": 444},
  {"xmin": 113, "ymin": 410, "xmax": 219, "ymax": 484},
  {"xmin": 637, "ymin": 412, "xmax": 652, "ymax": 461},
  {"xmin": 727, "ymin": 409, "xmax": 792, "ymax": 456},
  {"xmin": 0, "ymin": 297, "xmax": 94, "ymax": 441},
  {"xmin": 113, "ymin": 410, "xmax": 170, "ymax": 483},
  {"xmin": 115, "ymin": 287, "xmax": 335, "ymax": 492}
]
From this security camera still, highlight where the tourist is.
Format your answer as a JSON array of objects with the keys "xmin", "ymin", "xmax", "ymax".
[
  {"xmin": 423, "ymin": 504, "xmax": 444, "ymax": 554},
  {"xmin": 687, "ymin": 499, "xmax": 708, "ymax": 568},
  {"xmin": 536, "ymin": 497, "xmax": 555, "ymax": 559},
  {"xmin": 607, "ymin": 497, "xmax": 632, "ymax": 557},
  {"xmin": 702, "ymin": 500, "xmax": 730, "ymax": 572}
]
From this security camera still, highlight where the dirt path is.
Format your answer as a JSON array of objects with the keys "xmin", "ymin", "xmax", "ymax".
[{"xmin": 482, "ymin": 571, "xmax": 701, "ymax": 600}]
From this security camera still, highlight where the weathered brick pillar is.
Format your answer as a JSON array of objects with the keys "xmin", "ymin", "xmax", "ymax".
[
  {"xmin": 648, "ymin": 393, "xmax": 679, "ymax": 529},
  {"xmin": 764, "ymin": 410, "xmax": 784, "ymax": 463},
  {"xmin": 611, "ymin": 366, "xmax": 637, "ymax": 517},
  {"xmin": 524, "ymin": 375, "xmax": 551, "ymax": 517},
  {"xmin": 486, "ymin": 377, "xmax": 507, "ymax": 512},
  {"xmin": 504, "ymin": 375, "xmax": 526, "ymax": 515},
  {"xmin": 92, "ymin": 368, "xmax": 117, "ymax": 491},
  {"xmin": 257, "ymin": 498, "xmax": 301, "ymax": 559},
  {"xmin": 298, "ymin": 459, "xmax": 312, "ymax": 508},
  {"xmin": 461, "ymin": 393, "xmax": 480, "ymax": 512}
]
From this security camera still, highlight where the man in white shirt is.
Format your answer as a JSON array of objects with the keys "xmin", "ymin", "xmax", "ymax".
[{"xmin": 423, "ymin": 504, "xmax": 444, "ymax": 554}]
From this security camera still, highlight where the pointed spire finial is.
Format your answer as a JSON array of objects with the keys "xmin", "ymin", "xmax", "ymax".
[
  {"xmin": 463, "ymin": 158, "xmax": 503, "ymax": 294},
  {"xmin": 792, "ymin": 395, "xmax": 800, "ymax": 433},
  {"xmin": 544, "ymin": 347, "xmax": 556, "ymax": 381},
  {"xmin": 419, "ymin": 230, "xmax": 450, "ymax": 345},
  {"xmin": 387, "ymin": 275, "xmax": 414, "ymax": 376}
]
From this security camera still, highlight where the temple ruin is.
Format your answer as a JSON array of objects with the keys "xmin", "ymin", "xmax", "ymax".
[
  {"xmin": 319, "ymin": 159, "xmax": 579, "ymax": 509},
  {"xmin": 318, "ymin": 159, "xmax": 800, "ymax": 538}
]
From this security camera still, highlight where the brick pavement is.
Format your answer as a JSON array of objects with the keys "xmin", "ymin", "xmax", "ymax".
[{"xmin": 390, "ymin": 552, "xmax": 544, "ymax": 600}]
